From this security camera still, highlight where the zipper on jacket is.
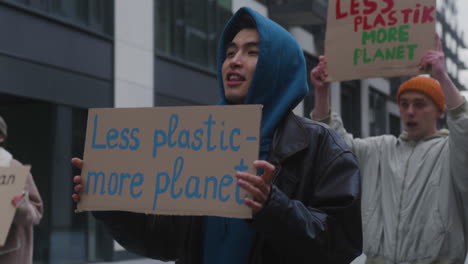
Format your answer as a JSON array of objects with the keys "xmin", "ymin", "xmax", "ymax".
[{"xmin": 393, "ymin": 142, "xmax": 416, "ymax": 263}]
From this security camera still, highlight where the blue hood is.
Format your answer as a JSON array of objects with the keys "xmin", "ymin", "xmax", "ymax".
[
  {"xmin": 202, "ymin": 9, "xmax": 310, "ymax": 264},
  {"xmin": 217, "ymin": 7, "xmax": 309, "ymax": 156}
]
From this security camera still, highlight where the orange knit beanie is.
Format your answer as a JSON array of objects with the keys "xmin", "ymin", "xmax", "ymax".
[{"xmin": 397, "ymin": 76, "xmax": 445, "ymax": 112}]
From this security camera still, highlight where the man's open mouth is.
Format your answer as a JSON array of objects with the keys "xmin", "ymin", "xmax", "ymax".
[
  {"xmin": 227, "ymin": 73, "xmax": 245, "ymax": 81},
  {"xmin": 406, "ymin": 122, "xmax": 417, "ymax": 129}
]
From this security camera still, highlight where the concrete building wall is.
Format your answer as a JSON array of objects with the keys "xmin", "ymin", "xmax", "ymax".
[{"xmin": 114, "ymin": 0, "xmax": 154, "ymax": 108}]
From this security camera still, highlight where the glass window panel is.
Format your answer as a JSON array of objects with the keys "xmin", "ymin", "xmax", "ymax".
[
  {"xmin": 186, "ymin": 0, "xmax": 208, "ymax": 66},
  {"xmin": 341, "ymin": 81, "xmax": 362, "ymax": 138},
  {"xmin": 75, "ymin": 0, "xmax": 90, "ymax": 26},
  {"xmin": 102, "ymin": 0, "xmax": 113, "ymax": 35},
  {"xmin": 207, "ymin": 0, "xmax": 217, "ymax": 69},
  {"xmin": 11, "ymin": 0, "xmax": 30, "ymax": 6},
  {"xmin": 174, "ymin": 0, "xmax": 186, "ymax": 59},
  {"xmin": 29, "ymin": 0, "xmax": 48, "ymax": 11},
  {"xmin": 57, "ymin": 0, "xmax": 75, "ymax": 19},
  {"xmin": 155, "ymin": 0, "xmax": 172, "ymax": 54},
  {"xmin": 10, "ymin": 0, "xmax": 113, "ymax": 36},
  {"xmin": 155, "ymin": 0, "xmax": 232, "ymax": 70},
  {"xmin": 88, "ymin": 0, "xmax": 108, "ymax": 33},
  {"xmin": 213, "ymin": 1, "xmax": 232, "ymax": 68},
  {"xmin": 389, "ymin": 114, "xmax": 401, "ymax": 137},
  {"xmin": 369, "ymin": 88, "xmax": 387, "ymax": 136}
]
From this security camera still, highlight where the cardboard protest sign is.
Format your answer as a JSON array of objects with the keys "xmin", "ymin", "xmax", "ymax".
[
  {"xmin": 325, "ymin": 0, "xmax": 436, "ymax": 82},
  {"xmin": 0, "ymin": 165, "xmax": 30, "ymax": 246},
  {"xmin": 77, "ymin": 105, "xmax": 261, "ymax": 219}
]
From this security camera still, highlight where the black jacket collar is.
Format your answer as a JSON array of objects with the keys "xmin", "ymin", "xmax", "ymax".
[{"xmin": 270, "ymin": 112, "xmax": 309, "ymax": 164}]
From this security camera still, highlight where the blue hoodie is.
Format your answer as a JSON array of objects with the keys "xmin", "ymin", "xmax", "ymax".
[{"xmin": 203, "ymin": 7, "xmax": 309, "ymax": 264}]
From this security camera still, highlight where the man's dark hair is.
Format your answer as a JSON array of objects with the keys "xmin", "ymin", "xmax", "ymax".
[{"xmin": 225, "ymin": 12, "xmax": 257, "ymax": 42}]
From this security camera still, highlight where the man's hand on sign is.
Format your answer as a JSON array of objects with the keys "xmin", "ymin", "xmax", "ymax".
[
  {"xmin": 11, "ymin": 192, "xmax": 26, "ymax": 208},
  {"xmin": 419, "ymin": 34, "xmax": 447, "ymax": 81},
  {"xmin": 71, "ymin": 157, "xmax": 84, "ymax": 203},
  {"xmin": 236, "ymin": 160, "xmax": 275, "ymax": 214}
]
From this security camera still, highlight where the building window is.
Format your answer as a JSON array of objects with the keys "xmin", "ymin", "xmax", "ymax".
[
  {"xmin": 389, "ymin": 77, "xmax": 403, "ymax": 99},
  {"xmin": 5, "ymin": 0, "xmax": 113, "ymax": 36},
  {"xmin": 341, "ymin": 81, "xmax": 361, "ymax": 138},
  {"xmin": 369, "ymin": 88, "xmax": 387, "ymax": 136},
  {"xmin": 436, "ymin": 23, "xmax": 442, "ymax": 37},
  {"xmin": 155, "ymin": 0, "xmax": 232, "ymax": 70},
  {"xmin": 389, "ymin": 113, "xmax": 401, "ymax": 137}
]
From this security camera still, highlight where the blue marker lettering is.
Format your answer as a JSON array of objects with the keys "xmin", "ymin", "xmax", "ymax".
[
  {"xmin": 91, "ymin": 115, "xmax": 106, "ymax": 149},
  {"xmin": 118, "ymin": 173, "xmax": 131, "ymax": 195},
  {"xmin": 119, "ymin": 128, "xmax": 130, "ymax": 149},
  {"xmin": 219, "ymin": 174, "xmax": 233, "ymax": 202},
  {"xmin": 130, "ymin": 173, "xmax": 144, "ymax": 198},
  {"xmin": 107, "ymin": 128, "xmax": 119, "ymax": 149},
  {"xmin": 185, "ymin": 176, "xmax": 202, "ymax": 198},
  {"xmin": 178, "ymin": 129, "xmax": 190, "ymax": 148},
  {"xmin": 234, "ymin": 159, "xmax": 249, "ymax": 204},
  {"xmin": 108, "ymin": 172, "xmax": 119, "ymax": 195},
  {"xmin": 130, "ymin": 128, "xmax": 140, "ymax": 150},
  {"xmin": 86, "ymin": 171, "xmax": 106, "ymax": 195},
  {"xmin": 170, "ymin": 157, "xmax": 184, "ymax": 199},
  {"xmin": 191, "ymin": 128, "xmax": 203, "ymax": 150},
  {"xmin": 230, "ymin": 128, "xmax": 241, "ymax": 151},
  {"xmin": 235, "ymin": 182, "xmax": 248, "ymax": 204},
  {"xmin": 204, "ymin": 114, "xmax": 216, "ymax": 151},
  {"xmin": 153, "ymin": 171, "xmax": 170, "ymax": 210},
  {"xmin": 203, "ymin": 176, "xmax": 218, "ymax": 199},
  {"xmin": 220, "ymin": 126, "xmax": 228, "ymax": 151},
  {"xmin": 168, "ymin": 114, "xmax": 179, "ymax": 148},
  {"xmin": 153, "ymin": 129, "xmax": 167, "ymax": 158},
  {"xmin": 234, "ymin": 159, "xmax": 249, "ymax": 172}
]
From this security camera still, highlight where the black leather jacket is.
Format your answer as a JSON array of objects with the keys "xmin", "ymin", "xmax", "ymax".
[{"xmin": 95, "ymin": 113, "xmax": 363, "ymax": 263}]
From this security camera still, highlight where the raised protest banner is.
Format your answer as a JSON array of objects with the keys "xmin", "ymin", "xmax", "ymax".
[
  {"xmin": 325, "ymin": 0, "xmax": 436, "ymax": 82},
  {"xmin": 77, "ymin": 105, "xmax": 261, "ymax": 219},
  {"xmin": 0, "ymin": 165, "xmax": 30, "ymax": 246}
]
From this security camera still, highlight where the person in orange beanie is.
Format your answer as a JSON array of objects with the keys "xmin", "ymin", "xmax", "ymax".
[{"xmin": 310, "ymin": 34, "xmax": 467, "ymax": 264}]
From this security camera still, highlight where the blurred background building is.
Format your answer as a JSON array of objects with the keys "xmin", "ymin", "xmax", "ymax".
[{"xmin": 0, "ymin": 0, "xmax": 465, "ymax": 263}]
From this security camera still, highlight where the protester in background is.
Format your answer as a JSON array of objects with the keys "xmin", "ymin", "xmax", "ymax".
[
  {"xmin": 310, "ymin": 35, "xmax": 468, "ymax": 263},
  {"xmin": 72, "ymin": 7, "xmax": 362, "ymax": 263},
  {"xmin": 0, "ymin": 115, "xmax": 43, "ymax": 264}
]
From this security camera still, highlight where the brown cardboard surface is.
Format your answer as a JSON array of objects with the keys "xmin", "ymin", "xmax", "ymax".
[
  {"xmin": 77, "ymin": 105, "xmax": 262, "ymax": 219},
  {"xmin": 0, "ymin": 165, "xmax": 30, "ymax": 246},
  {"xmin": 325, "ymin": 0, "xmax": 436, "ymax": 82}
]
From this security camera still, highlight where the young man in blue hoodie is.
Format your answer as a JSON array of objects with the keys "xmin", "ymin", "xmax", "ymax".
[{"xmin": 72, "ymin": 7, "xmax": 362, "ymax": 264}]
